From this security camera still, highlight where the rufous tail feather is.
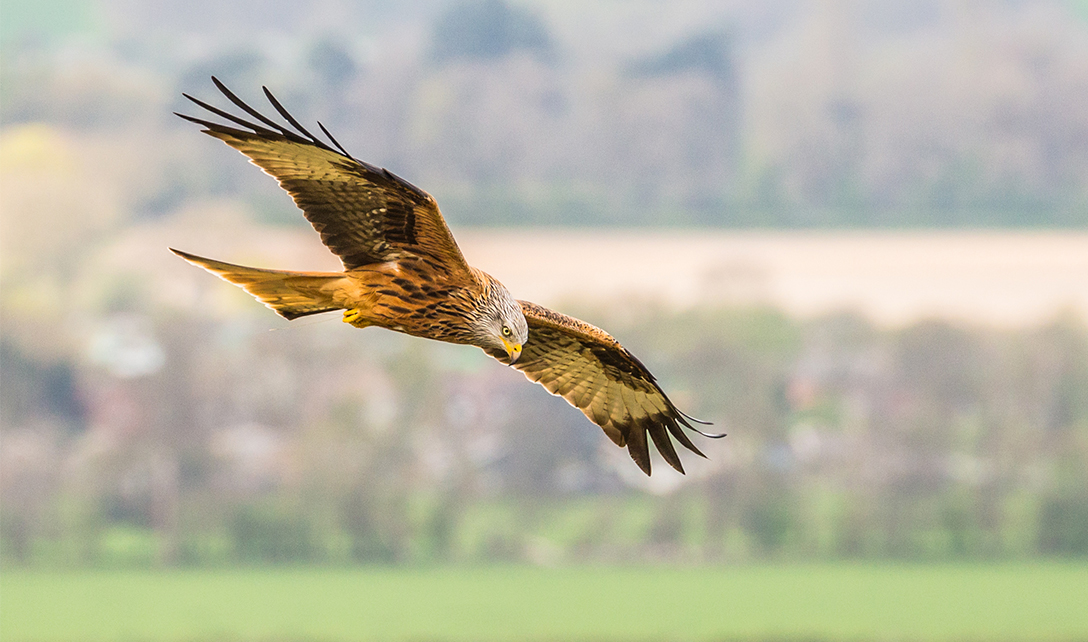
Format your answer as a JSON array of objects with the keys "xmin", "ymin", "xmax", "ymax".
[{"xmin": 170, "ymin": 248, "xmax": 345, "ymax": 320}]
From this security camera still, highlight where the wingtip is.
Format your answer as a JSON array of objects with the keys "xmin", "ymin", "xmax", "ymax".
[
  {"xmin": 169, "ymin": 247, "xmax": 201, "ymax": 264},
  {"xmin": 174, "ymin": 111, "xmax": 206, "ymax": 127},
  {"xmin": 692, "ymin": 427, "xmax": 728, "ymax": 439},
  {"xmin": 676, "ymin": 409, "xmax": 726, "ymax": 439},
  {"xmin": 678, "ymin": 408, "xmax": 715, "ymax": 426},
  {"xmin": 625, "ymin": 433, "xmax": 652, "ymax": 476}
]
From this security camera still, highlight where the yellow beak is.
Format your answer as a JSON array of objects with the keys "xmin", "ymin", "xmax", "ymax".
[{"xmin": 502, "ymin": 338, "xmax": 523, "ymax": 364}]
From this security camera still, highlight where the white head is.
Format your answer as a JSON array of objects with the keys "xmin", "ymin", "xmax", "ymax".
[{"xmin": 473, "ymin": 276, "xmax": 528, "ymax": 363}]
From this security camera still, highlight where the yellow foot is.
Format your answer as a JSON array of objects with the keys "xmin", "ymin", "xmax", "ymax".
[{"xmin": 342, "ymin": 308, "xmax": 369, "ymax": 328}]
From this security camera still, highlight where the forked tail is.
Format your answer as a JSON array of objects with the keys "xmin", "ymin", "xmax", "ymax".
[{"xmin": 171, "ymin": 248, "xmax": 346, "ymax": 320}]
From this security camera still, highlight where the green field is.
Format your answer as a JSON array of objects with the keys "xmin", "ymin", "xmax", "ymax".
[{"xmin": 3, "ymin": 563, "xmax": 1087, "ymax": 641}]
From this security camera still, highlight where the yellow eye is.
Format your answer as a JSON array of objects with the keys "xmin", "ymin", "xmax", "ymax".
[{"xmin": 502, "ymin": 326, "xmax": 511, "ymax": 337}]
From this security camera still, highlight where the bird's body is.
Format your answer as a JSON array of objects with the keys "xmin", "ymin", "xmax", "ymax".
[{"xmin": 173, "ymin": 78, "xmax": 721, "ymax": 475}]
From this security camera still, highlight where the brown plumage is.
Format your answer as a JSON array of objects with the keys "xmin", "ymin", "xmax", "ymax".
[{"xmin": 173, "ymin": 78, "xmax": 722, "ymax": 475}]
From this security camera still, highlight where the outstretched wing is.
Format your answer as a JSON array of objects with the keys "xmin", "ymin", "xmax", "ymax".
[
  {"xmin": 505, "ymin": 301, "xmax": 722, "ymax": 476},
  {"xmin": 177, "ymin": 77, "xmax": 472, "ymax": 280}
]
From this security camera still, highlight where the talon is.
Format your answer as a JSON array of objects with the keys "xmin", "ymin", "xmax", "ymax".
[{"xmin": 343, "ymin": 308, "xmax": 362, "ymax": 325}]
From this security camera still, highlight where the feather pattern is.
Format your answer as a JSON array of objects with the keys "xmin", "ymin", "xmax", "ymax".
[
  {"xmin": 177, "ymin": 78, "xmax": 472, "ymax": 280},
  {"xmin": 506, "ymin": 301, "xmax": 722, "ymax": 475}
]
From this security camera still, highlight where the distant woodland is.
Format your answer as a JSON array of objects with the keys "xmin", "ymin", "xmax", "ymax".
[
  {"xmin": 4, "ymin": 305, "xmax": 1087, "ymax": 566},
  {"xmin": 3, "ymin": 0, "xmax": 1087, "ymax": 228}
]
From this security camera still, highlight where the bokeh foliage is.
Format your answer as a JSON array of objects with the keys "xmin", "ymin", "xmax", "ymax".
[{"xmin": 4, "ymin": 304, "xmax": 1087, "ymax": 568}]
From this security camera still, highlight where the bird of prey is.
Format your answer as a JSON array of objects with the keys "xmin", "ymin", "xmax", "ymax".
[{"xmin": 172, "ymin": 78, "xmax": 722, "ymax": 475}]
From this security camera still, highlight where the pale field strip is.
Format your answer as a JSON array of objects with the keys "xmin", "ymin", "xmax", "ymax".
[
  {"xmin": 460, "ymin": 230, "xmax": 1088, "ymax": 327},
  {"xmin": 135, "ymin": 221, "xmax": 1088, "ymax": 327}
]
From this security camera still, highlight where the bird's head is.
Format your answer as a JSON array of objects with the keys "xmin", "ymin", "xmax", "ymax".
[{"xmin": 474, "ymin": 276, "xmax": 528, "ymax": 364}]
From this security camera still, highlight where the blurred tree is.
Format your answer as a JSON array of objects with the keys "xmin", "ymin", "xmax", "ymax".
[
  {"xmin": 0, "ymin": 341, "xmax": 86, "ymax": 433},
  {"xmin": 578, "ymin": 29, "xmax": 743, "ymax": 224},
  {"xmin": 430, "ymin": 0, "xmax": 554, "ymax": 64},
  {"xmin": 1039, "ymin": 495, "xmax": 1088, "ymax": 556},
  {"xmin": 230, "ymin": 501, "xmax": 320, "ymax": 563},
  {"xmin": 627, "ymin": 29, "xmax": 737, "ymax": 86},
  {"xmin": 307, "ymin": 37, "xmax": 358, "ymax": 87},
  {"xmin": 742, "ymin": 488, "xmax": 796, "ymax": 555}
]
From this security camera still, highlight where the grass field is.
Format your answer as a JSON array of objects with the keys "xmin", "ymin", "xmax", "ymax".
[{"xmin": 3, "ymin": 563, "xmax": 1087, "ymax": 641}]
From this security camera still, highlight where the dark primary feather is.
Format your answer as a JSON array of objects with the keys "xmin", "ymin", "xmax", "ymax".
[
  {"xmin": 509, "ymin": 301, "xmax": 723, "ymax": 475},
  {"xmin": 176, "ymin": 78, "xmax": 473, "ymax": 280}
]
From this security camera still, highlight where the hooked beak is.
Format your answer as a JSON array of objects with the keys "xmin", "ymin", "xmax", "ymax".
[{"xmin": 502, "ymin": 338, "xmax": 523, "ymax": 364}]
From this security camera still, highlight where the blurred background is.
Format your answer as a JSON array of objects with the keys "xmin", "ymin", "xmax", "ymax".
[{"xmin": 2, "ymin": 0, "xmax": 1088, "ymax": 640}]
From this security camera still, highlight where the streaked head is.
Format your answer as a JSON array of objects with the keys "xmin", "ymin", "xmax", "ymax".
[{"xmin": 473, "ymin": 275, "xmax": 528, "ymax": 363}]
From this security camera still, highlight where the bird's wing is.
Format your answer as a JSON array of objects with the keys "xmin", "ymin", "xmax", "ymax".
[
  {"xmin": 499, "ymin": 300, "xmax": 722, "ymax": 476},
  {"xmin": 177, "ymin": 77, "xmax": 472, "ymax": 279}
]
